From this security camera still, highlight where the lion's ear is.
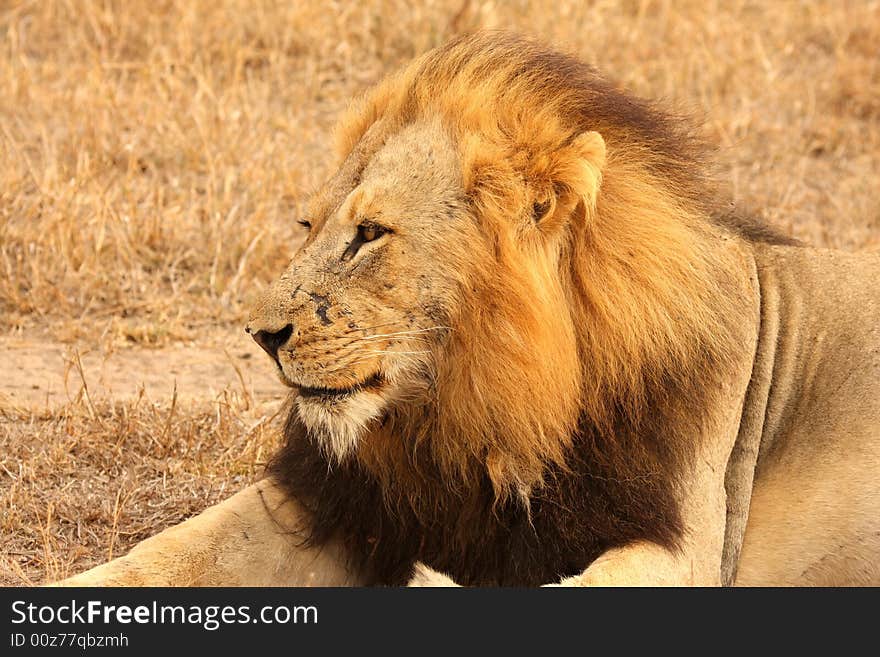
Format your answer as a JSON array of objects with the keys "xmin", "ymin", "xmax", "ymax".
[
  {"xmin": 561, "ymin": 130, "xmax": 606, "ymax": 207},
  {"xmin": 532, "ymin": 131, "xmax": 606, "ymax": 229}
]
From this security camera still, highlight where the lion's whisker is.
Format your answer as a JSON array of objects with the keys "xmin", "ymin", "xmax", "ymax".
[
  {"xmin": 362, "ymin": 349, "xmax": 431, "ymax": 355},
  {"xmin": 341, "ymin": 321, "xmax": 406, "ymax": 334},
  {"xmin": 349, "ymin": 326, "xmax": 451, "ymax": 342}
]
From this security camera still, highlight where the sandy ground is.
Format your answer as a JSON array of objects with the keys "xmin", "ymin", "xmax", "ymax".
[{"xmin": 0, "ymin": 334, "xmax": 281, "ymax": 410}]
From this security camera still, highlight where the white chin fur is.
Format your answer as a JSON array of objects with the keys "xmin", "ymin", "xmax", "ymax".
[{"xmin": 294, "ymin": 390, "xmax": 386, "ymax": 461}]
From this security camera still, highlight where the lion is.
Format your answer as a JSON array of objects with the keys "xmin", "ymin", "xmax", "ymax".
[{"xmin": 59, "ymin": 31, "xmax": 880, "ymax": 587}]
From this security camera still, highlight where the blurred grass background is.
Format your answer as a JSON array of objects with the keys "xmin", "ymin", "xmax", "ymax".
[{"xmin": 1, "ymin": 0, "xmax": 878, "ymax": 584}]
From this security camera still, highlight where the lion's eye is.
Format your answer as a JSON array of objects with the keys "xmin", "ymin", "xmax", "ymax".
[
  {"xmin": 357, "ymin": 223, "xmax": 387, "ymax": 243},
  {"xmin": 342, "ymin": 222, "xmax": 390, "ymax": 262},
  {"xmin": 297, "ymin": 219, "xmax": 312, "ymax": 231}
]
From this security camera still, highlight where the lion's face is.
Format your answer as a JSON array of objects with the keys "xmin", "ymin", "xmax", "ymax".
[{"xmin": 248, "ymin": 120, "xmax": 478, "ymax": 457}]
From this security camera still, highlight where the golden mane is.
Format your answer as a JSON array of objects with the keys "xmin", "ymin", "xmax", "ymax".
[{"xmin": 321, "ymin": 32, "xmax": 755, "ymax": 499}]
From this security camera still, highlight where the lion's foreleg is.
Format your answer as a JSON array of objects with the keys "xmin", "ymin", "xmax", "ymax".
[
  {"xmin": 549, "ymin": 542, "xmax": 707, "ymax": 586},
  {"xmin": 55, "ymin": 479, "xmax": 360, "ymax": 586}
]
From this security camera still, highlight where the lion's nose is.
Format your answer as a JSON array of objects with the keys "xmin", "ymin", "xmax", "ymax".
[{"xmin": 246, "ymin": 323, "xmax": 294, "ymax": 361}]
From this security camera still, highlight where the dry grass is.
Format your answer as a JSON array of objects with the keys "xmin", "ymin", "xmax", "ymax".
[
  {"xmin": 1, "ymin": 391, "xmax": 284, "ymax": 584},
  {"xmin": 1, "ymin": 0, "xmax": 878, "ymax": 584}
]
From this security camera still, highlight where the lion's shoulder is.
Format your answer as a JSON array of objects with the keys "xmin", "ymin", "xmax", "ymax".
[{"xmin": 751, "ymin": 242, "xmax": 880, "ymax": 449}]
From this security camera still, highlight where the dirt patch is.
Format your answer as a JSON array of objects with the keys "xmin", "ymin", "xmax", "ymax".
[{"xmin": 0, "ymin": 335, "xmax": 283, "ymax": 410}]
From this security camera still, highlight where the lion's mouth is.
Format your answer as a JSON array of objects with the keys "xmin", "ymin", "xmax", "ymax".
[{"xmin": 296, "ymin": 372, "xmax": 384, "ymax": 400}]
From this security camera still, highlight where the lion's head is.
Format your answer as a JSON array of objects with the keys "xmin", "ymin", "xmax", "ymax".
[{"xmin": 249, "ymin": 31, "xmax": 753, "ymax": 499}]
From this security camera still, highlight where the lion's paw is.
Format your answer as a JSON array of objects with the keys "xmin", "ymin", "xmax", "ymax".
[{"xmin": 407, "ymin": 562, "xmax": 461, "ymax": 587}]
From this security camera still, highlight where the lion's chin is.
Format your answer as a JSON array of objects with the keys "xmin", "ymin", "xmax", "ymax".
[{"xmin": 294, "ymin": 388, "xmax": 387, "ymax": 461}]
